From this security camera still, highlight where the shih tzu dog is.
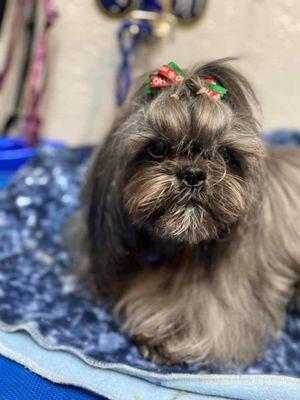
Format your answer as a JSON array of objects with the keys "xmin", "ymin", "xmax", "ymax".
[{"xmin": 78, "ymin": 59, "xmax": 300, "ymax": 366}]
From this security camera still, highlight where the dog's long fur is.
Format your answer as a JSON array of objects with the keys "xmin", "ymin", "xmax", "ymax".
[{"xmin": 78, "ymin": 59, "xmax": 300, "ymax": 366}]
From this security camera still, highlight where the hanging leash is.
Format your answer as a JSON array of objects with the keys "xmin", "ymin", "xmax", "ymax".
[
  {"xmin": 0, "ymin": 0, "xmax": 27, "ymax": 90},
  {"xmin": 24, "ymin": 0, "xmax": 58, "ymax": 146},
  {"xmin": 1, "ymin": 0, "xmax": 37, "ymax": 137},
  {"xmin": 0, "ymin": 0, "xmax": 58, "ymax": 144},
  {"xmin": 116, "ymin": 18, "xmax": 153, "ymax": 105},
  {"xmin": 0, "ymin": 0, "xmax": 7, "ymax": 34},
  {"xmin": 116, "ymin": 0, "xmax": 177, "ymax": 105}
]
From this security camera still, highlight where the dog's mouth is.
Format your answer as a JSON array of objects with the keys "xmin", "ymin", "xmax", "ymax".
[
  {"xmin": 151, "ymin": 197, "xmax": 203, "ymax": 219},
  {"xmin": 173, "ymin": 191, "xmax": 204, "ymax": 207},
  {"xmin": 187, "ymin": 197, "xmax": 201, "ymax": 207}
]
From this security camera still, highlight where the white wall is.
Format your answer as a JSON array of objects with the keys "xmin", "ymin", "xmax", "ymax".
[{"xmin": 1, "ymin": 0, "xmax": 300, "ymax": 145}]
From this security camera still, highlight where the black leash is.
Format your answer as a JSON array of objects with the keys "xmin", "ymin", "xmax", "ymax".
[
  {"xmin": 0, "ymin": 0, "xmax": 6, "ymax": 34},
  {"xmin": 1, "ymin": 0, "xmax": 37, "ymax": 136}
]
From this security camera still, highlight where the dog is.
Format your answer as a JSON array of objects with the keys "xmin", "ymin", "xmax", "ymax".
[{"xmin": 78, "ymin": 58, "xmax": 300, "ymax": 366}]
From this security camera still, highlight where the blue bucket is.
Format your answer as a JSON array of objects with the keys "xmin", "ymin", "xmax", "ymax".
[{"xmin": 0, "ymin": 138, "xmax": 65, "ymax": 189}]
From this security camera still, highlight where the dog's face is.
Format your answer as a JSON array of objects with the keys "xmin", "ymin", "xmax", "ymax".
[{"xmin": 121, "ymin": 70, "xmax": 264, "ymax": 244}]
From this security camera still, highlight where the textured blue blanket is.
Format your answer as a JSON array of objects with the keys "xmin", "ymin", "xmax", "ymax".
[{"xmin": 0, "ymin": 131, "xmax": 299, "ymax": 377}]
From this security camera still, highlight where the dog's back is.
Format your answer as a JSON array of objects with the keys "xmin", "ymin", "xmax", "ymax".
[
  {"xmin": 266, "ymin": 146, "xmax": 300, "ymax": 200},
  {"xmin": 264, "ymin": 145, "xmax": 300, "ymax": 278},
  {"xmin": 267, "ymin": 146, "xmax": 300, "ymax": 168}
]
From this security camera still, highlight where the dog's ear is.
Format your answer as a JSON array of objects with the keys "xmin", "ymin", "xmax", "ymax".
[
  {"xmin": 81, "ymin": 73, "xmax": 155, "ymax": 297},
  {"xmin": 82, "ymin": 123, "xmax": 136, "ymax": 298}
]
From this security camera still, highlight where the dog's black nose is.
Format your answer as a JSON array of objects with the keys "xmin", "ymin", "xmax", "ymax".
[{"xmin": 180, "ymin": 169, "xmax": 206, "ymax": 188}]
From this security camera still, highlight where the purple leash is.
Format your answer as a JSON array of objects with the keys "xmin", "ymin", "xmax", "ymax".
[{"xmin": 25, "ymin": 0, "xmax": 58, "ymax": 146}]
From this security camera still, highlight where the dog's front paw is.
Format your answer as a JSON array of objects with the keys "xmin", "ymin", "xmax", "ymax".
[
  {"xmin": 138, "ymin": 339, "xmax": 175, "ymax": 365},
  {"xmin": 287, "ymin": 284, "xmax": 300, "ymax": 315}
]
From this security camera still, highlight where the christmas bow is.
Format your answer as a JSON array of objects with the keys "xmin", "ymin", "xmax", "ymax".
[
  {"xmin": 196, "ymin": 78, "xmax": 228, "ymax": 99},
  {"xmin": 147, "ymin": 62, "xmax": 185, "ymax": 94},
  {"xmin": 147, "ymin": 62, "xmax": 228, "ymax": 99}
]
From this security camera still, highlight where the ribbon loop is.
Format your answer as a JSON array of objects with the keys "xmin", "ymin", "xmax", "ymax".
[
  {"xmin": 147, "ymin": 61, "xmax": 185, "ymax": 94},
  {"xmin": 196, "ymin": 78, "xmax": 228, "ymax": 99}
]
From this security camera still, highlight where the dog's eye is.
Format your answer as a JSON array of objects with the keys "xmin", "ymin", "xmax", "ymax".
[
  {"xmin": 218, "ymin": 147, "xmax": 230, "ymax": 160},
  {"xmin": 148, "ymin": 142, "xmax": 167, "ymax": 159}
]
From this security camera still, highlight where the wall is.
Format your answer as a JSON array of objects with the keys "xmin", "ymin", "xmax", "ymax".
[{"xmin": 1, "ymin": 0, "xmax": 300, "ymax": 145}]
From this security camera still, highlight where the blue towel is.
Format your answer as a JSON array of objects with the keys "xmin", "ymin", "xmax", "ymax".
[
  {"xmin": 0, "ymin": 354, "xmax": 104, "ymax": 400},
  {"xmin": 0, "ymin": 131, "xmax": 299, "ymax": 378},
  {"xmin": 1, "ymin": 329, "xmax": 299, "ymax": 400}
]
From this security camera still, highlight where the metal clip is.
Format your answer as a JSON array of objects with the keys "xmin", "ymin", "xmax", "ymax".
[{"xmin": 129, "ymin": 10, "xmax": 177, "ymax": 38}]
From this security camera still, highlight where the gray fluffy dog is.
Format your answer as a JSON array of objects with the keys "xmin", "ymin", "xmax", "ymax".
[{"xmin": 77, "ymin": 59, "xmax": 300, "ymax": 366}]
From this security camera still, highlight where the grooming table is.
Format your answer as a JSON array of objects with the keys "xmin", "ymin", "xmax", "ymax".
[{"xmin": 0, "ymin": 131, "xmax": 299, "ymax": 399}]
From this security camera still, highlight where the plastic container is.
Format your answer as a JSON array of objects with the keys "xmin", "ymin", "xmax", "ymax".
[{"xmin": 0, "ymin": 138, "xmax": 65, "ymax": 189}]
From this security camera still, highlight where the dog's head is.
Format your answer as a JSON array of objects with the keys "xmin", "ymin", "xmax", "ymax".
[
  {"xmin": 122, "ymin": 60, "xmax": 263, "ymax": 244},
  {"xmin": 86, "ymin": 59, "xmax": 264, "ymax": 251}
]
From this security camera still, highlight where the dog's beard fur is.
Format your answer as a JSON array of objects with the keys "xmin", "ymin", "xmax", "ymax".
[
  {"xmin": 124, "ymin": 158, "xmax": 249, "ymax": 244},
  {"xmin": 78, "ymin": 59, "xmax": 300, "ymax": 367}
]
